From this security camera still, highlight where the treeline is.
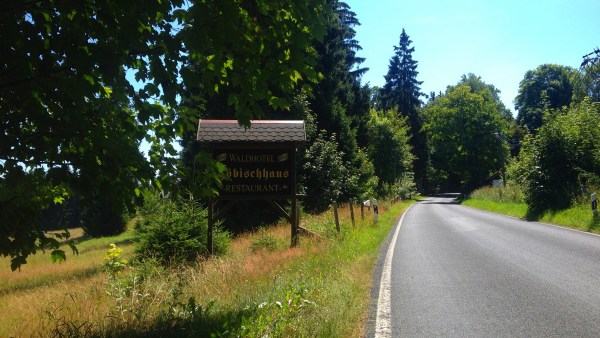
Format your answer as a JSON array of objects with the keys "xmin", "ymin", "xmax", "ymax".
[{"xmin": 1, "ymin": 0, "xmax": 599, "ymax": 269}]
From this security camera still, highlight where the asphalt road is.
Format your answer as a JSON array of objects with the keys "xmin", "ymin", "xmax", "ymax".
[{"xmin": 371, "ymin": 194, "xmax": 600, "ymax": 337}]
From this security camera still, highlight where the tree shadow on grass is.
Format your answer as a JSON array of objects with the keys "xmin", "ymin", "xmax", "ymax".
[
  {"xmin": 524, "ymin": 207, "xmax": 544, "ymax": 222},
  {"xmin": 116, "ymin": 307, "xmax": 256, "ymax": 338}
]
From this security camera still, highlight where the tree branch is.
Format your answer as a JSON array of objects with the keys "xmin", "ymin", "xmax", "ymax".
[{"xmin": 0, "ymin": 0, "xmax": 40, "ymax": 14}]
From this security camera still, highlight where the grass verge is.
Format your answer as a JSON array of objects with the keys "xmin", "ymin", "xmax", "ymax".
[
  {"xmin": 0, "ymin": 200, "xmax": 412, "ymax": 337},
  {"xmin": 463, "ymin": 195, "xmax": 600, "ymax": 234}
]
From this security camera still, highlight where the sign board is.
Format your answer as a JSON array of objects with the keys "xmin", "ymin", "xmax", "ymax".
[
  {"xmin": 213, "ymin": 148, "xmax": 293, "ymax": 196},
  {"xmin": 197, "ymin": 119, "xmax": 305, "ymax": 199},
  {"xmin": 197, "ymin": 119, "xmax": 306, "ymax": 251}
]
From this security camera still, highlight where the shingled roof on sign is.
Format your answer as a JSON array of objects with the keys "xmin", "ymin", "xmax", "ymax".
[{"xmin": 196, "ymin": 120, "xmax": 306, "ymax": 144}]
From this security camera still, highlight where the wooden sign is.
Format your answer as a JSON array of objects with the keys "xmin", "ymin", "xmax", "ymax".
[
  {"xmin": 197, "ymin": 119, "xmax": 306, "ymax": 251},
  {"xmin": 213, "ymin": 148, "xmax": 294, "ymax": 196}
]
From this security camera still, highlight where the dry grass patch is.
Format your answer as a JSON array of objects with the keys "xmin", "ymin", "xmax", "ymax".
[{"xmin": 0, "ymin": 199, "xmax": 412, "ymax": 337}]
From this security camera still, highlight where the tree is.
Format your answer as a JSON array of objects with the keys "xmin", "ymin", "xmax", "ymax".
[
  {"xmin": 1, "ymin": 0, "xmax": 327, "ymax": 270},
  {"xmin": 379, "ymin": 29, "xmax": 427, "ymax": 190},
  {"xmin": 515, "ymin": 64, "xmax": 578, "ymax": 132},
  {"xmin": 423, "ymin": 84, "xmax": 509, "ymax": 191},
  {"xmin": 366, "ymin": 109, "xmax": 413, "ymax": 194},
  {"xmin": 452, "ymin": 74, "xmax": 522, "ymax": 156},
  {"xmin": 575, "ymin": 48, "xmax": 600, "ymax": 103},
  {"xmin": 509, "ymin": 99, "xmax": 600, "ymax": 213},
  {"xmin": 309, "ymin": 0, "xmax": 367, "ymax": 161},
  {"xmin": 298, "ymin": 0, "xmax": 379, "ymax": 204},
  {"xmin": 380, "ymin": 29, "xmax": 423, "ymax": 112}
]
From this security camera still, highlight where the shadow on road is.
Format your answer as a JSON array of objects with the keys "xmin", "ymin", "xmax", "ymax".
[{"xmin": 416, "ymin": 193, "xmax": 461, "ymax": 205}]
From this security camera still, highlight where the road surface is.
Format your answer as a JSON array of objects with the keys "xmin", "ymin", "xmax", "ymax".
[{"xmin": 370, "ymin": 194, "xmax": 600, "ymax": 337}]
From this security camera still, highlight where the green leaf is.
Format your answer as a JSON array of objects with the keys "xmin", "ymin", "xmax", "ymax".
[
  {"xmin": 291, "ymin": 70, "xmax": 303, "ymax": 83},
  {"xmin": 84, "ymin": 74, "xmax": 95, "ymax": 85},
  {"xmin": 10, "ymin": 256, "xmax": 27, "ymax": 271},
  {"xmin": 50, "ymin": 250, "xmax": 66, "ymax": 263},
  {"xmin": 102, "ymin": 86, "xmax": 113, "ymax": 98}
]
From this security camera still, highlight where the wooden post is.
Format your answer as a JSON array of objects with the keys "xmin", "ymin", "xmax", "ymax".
[
  {"xmin": 349, "ymin": 199, "xmax": 355, "ymax": 227},
  {"xmin": 207, "ymin": 199, "xmax": 214, "ymax": 255},
  {"xmin": 360, "ymin": 200, "xmax": 364, "ymax": 220},
  {"xmin": 592, "ymin": 193, "xmax": 598, "ymax": 216},
  {"xmin": 372, "ymin": 198, "xmax": 379, "ymax": 225},
  {"xmin": 333, "ymin": 201, "xmax": 340, "ymax": 232},
  {"xmin": 291, "ymin": 198, "xmax": 299, "ymax": 246},
  {"xmin": 296, "ymin": 201, "xmax": 301, "ymax": 232}
]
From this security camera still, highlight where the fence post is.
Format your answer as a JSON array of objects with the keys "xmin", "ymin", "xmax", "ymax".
[
  {"xmin": 592, "ymin": 193, "xmax": 598, "ymax": 216},
  {"xmin": 207, "ymin": 199, "xmax": 214, "ymax": 255},
  {"xmin": 373, "ymin": 198, "xmax": 379, "ymax": 224},
  {"xmin": 333, "ymin": 201, "xmax": 340, "ymax": 232},
  {"xmin": 291, "ymin": 198, "xmax": 298, "ymax": 246},
  {"xmin": 349, "ymin": 199, "xmax": 355, "ymax": 227},
  {"xmin": 360, "ymin": 199, "xmax": 364, "ymax": 220}
]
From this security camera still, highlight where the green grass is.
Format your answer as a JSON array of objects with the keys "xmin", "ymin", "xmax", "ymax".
[
  {"xmin": 463, "ymin": 186, "xmax": 600, "ymax": 234},
  {"xmin": 462, "ymin": 199, "xmax": 528, "ymax": 219},
  {"xmin": 165, "ymin": 201, "xmax": 411, "ymax": 338},
  {"xmin": 0, "ymin": 200, "xmax": 413, "ymax": 337}
]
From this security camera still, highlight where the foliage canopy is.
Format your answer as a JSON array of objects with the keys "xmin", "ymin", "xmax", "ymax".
[
  {"xmin": 1, "ymin": 0, "xmax": 327, "ymax": 269},
  {"xmin": 424, "ymin": 82, "xmax": 509, "ymax": 191}
]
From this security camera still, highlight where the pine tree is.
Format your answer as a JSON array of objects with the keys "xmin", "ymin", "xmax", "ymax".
[
  {"xmin": 304, "ymin": 0, "xmax": 376, "ymax": 201},
  {"xmin": 310, "ymin": 1, "xmax": 371, "ymax": 160},
  {"xmin": 380, "ymin": 29, "xmax": 423, "ymax": 111},
  {"xmin": 380, "ymin": 29, "xmax": 427, "ymax": 190}
]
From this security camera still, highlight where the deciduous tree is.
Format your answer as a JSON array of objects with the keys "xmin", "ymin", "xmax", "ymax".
[
  {"xmin": 509, "ymin": 99, "xmax": 600, "ymax": 212},
  {"xmin": 515, "ymin": 64, "xmax": 577, "ymax": 132},
  {"xmin": 0, "ymin": 0, "xmax": 327, "ymax": 270},
  {"xmin": 424, "ymin": 84, "xmax": 509, "ymax": 191}
]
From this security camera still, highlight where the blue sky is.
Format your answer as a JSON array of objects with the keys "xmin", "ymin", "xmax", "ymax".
[{"xmin": 344, "ymin": 0, "xmax": 600, "ymax": 114}]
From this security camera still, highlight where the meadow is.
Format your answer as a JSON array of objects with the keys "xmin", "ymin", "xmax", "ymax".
[{"xmin": 0, "ymin": 200, "xmax": 411, "ymax": 337}]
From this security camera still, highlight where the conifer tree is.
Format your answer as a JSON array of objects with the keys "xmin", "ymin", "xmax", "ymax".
[
  {"xmin": 380, "ymin": 29, "xmax": 427, "ymax": 190},
  {"xmin": 304, "ymin": 0, "xmax": 375, "ymax": 201}
]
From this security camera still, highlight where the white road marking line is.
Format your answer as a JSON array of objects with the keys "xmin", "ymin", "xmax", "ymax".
[{"xmin": 375, "ymin": 204, "xmax": 413, "ymax": 338}]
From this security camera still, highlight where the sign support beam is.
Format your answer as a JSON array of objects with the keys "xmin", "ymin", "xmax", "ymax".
[{"xmin": 197, "ymin": 120, "xmax": 306, "ymax": 253}]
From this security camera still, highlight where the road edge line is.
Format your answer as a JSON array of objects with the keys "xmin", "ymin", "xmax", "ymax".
[{"xmin": 374, "ymin": 204, "xmax": 413, "ymax": 338}]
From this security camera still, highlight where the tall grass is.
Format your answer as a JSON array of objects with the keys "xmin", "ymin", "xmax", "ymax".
[
  {"xmin": 467, "ymin": 184, "xmax": 525, "ymax": 203},
  {"xmin": 464, "ymin": 185, "xmax": 600, "ymax": 233},
  {"xmin": 0, "ymin": 199, "xmax": 412, "ymax": 337},
  {"xmin": 0, "ymin": 221, "xmax": 137, "ymax": 296}
]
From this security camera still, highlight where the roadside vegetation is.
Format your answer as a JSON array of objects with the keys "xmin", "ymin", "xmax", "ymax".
[
  {"xmin": 463, "ymin": 185, "xmax": 600, "ymax": 233},
  {"xmin": 463, "ymin": 97, "xmax": 599, "ymax": 233},
  {"xmin": 0, "ymin": 199, "xmax": 412, "ymax": 337}
]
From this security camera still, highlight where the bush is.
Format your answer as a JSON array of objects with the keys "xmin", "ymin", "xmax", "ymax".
[
  {"xmin": 135, "ymin": 195, "xmax": 230, "ymax": 265},
  {"xmin": 510, "ymin": 99, "xmax": 600, "ymax": 212},
  {"xmin": 469, "ymin": 185, "xmax": 525, "ymax": 204},
  {"xmin": 251, "ymin": 228, "xmax": 280, "ymax": 252},
  {"xmin": 300, "ymin": 131, "xmax": 354, "ymax": 214},
  {"xmin": 393, "ymin": 172, "xmax": 417, "ymax": 200},
  {"xmin": 81, "ymin": 199, "xmax": 126, "ymax": 237}
]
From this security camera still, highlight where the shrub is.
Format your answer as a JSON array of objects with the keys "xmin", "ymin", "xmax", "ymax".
[
  {"xmin": 136, "ymin": 195, "xmax": 230, "ymax": 265},
  {"xmin": 251, "ymin": 228, "xmax": 280, "ymax": 252},
  {"xmin": 393, "ymin": 172, "xmax": 417, "ymax": 200},
  {"xmin": 81, "ymin": 199, "xmax": 126, "ymax": 237},
  {"xmin": 469, "ymin": 185, "xmax": 525, "ymax": 204},
  {"xmin": 511, "ymin": 99, "xmax": 600, "ymax": 212},
  {"xmin": 300, "ymin": 131, "xmax": 353, "ymax": 214}
]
